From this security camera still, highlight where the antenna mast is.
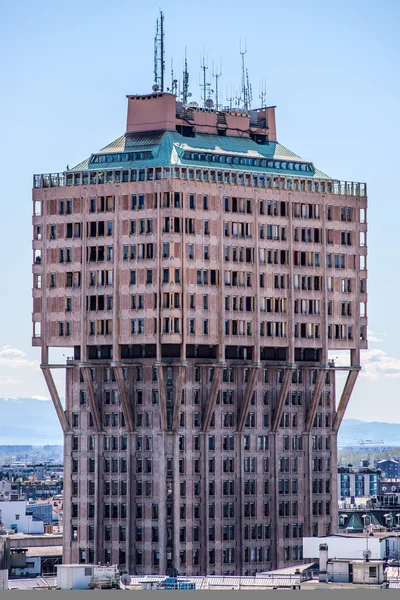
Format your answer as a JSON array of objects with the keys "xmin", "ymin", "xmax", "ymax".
[
  {"xmin": 182, "ymin": 48, "xmax": 190, "ymax": 105},
  {"xmin": 259, "ymin": 79, "xmax": 267, "ymax": 108},
  {"xmin": 240, "ymin": 41, "xmax": 247, "ymax": 110},
  {"xmin": 212, "ymin": 62, "xmax": 222, "ymax": 111},
  {"xmin": 200, "ymin": 54, "xmax": 211, "ymax": 109},
  {"xmin": 154, "ymin": 17, "xmax": 159, "ymax": 88},
  {"xmin": 226, "ymin": 86, "xmax": 234, "ymax": 111},
  {"xmin": 170, "ymin": 59, "xmax": 178, "ymax": 95},
  {"xmin": 246, "ymin": 68, "xmax": 253, "ymax": 109},
  {"xmin": 240, "ymin": 40, "xmax": 252, "ymax": 111},
  {"xmin": 160, "ymin": 10, "xmax": 165, "ymax": 92},
  {"xmin": 153, "ymin": 10, "xmax": 165, "ymax": 92}
]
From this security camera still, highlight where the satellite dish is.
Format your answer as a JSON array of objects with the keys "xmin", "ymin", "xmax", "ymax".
[
  {"xmin": 363, "ymin": 550, "xmax": 372, "ymax": 560},
  {"xmin": 152, "ymin": 84, "xmax": 160, "ymax": 92},
  {"xmin": 392, "ymin": 486, "xmax": 397, "ymax": 492},
  {"xmin": 121, "ymin": 574, "xmax": 131, "ymax": 587},
  {"xmin": 188, "ymin": 92, "xmax": 192, "ymax": 97},
  {"xmin": 383, "ymin": 487, "xmax": 387, "ymax": 491},
  {"xmin": 205, "ymin": 98, "xmax": 214, "ymax": 109},
  {"xmin": 187, "ymin": 101, "xmax": 199, "ymax": 109}
]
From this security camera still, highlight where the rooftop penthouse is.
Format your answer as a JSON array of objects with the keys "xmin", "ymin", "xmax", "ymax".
[{"xmin": 33, "ymin": 93, "xmax": 366, "ymax": 197}]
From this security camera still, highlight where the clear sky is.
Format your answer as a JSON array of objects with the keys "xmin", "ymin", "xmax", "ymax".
[{"xmin": 0, "ymin": 0, "xmax": 399, "ymax": 422}]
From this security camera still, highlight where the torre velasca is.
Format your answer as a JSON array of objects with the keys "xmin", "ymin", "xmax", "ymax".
[{"xmin": 32, "ymin": 91, "xmax": 367, "ymax": 574}]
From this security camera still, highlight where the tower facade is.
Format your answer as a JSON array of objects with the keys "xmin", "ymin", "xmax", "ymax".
[{"xmin": 32, "ymin": 92, "xmax": 367, "ymax": 575}]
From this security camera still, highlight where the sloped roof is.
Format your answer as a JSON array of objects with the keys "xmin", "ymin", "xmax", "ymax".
[{"xmin": 70, "ymin": 130, "xmax": 331, "ymax": 179}]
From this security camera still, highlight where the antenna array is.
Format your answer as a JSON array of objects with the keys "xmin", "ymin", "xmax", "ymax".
[{"xmin": 150, "ymin": 12, "xmax": 267, "ymax": 112}]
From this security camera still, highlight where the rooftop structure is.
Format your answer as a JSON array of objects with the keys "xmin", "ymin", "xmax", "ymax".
[{"xmin": 32, "ymin": 64, "xmax": 367, "ymax": 574}]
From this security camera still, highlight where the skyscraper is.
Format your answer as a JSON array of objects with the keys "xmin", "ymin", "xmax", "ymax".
[{"xmin": 32, "ymin": 90, "xmax": 367, "ymax": 575}]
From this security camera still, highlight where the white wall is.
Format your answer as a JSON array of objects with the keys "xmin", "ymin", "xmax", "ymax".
[
  {"xmin": 303, "ymin": 536, "xmax": 383, "ymax": 560},
  {"xmin": 0, "ymin": 501, "xmax": 44, "ymax": 534},
  {"xmin": 57, "ymin": 566, "xmax": 92, "ymax": 590},
  {"xmin": 327, "ymin": 561, "xmax": 350, "ymax": 583}
]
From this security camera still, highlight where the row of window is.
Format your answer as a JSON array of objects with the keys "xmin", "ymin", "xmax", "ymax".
[
  {"xmin": 37, "ymin": 195, "xmax": 363, "ymax": 226},
  {"xmin": 76, "ymin": 364, "xmax": 330, "ymax": 386},
  {"xmin": 75, "ymin": 544, "xmax": 303, "ymax": 569},
  {"xmin": 39, "ymin": 270, "xmax": 366, "ymax": 295},
  {"xmin": 43, "ymin": 243, "xmax": 360, "ymax": 273},
  {"xmin": 38, "ymin": 226, "xmax": 364, "ymax": 260},
  {"xmin": 182, "ymin": 150, "xmax": 314, "ymax": 173},
  {"xmin": 90, "ymin": 151, "xmax": 153, "ymax": 164}
]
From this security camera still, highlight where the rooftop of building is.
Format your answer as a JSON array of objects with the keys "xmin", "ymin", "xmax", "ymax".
[
  {"xmin": 316, "ymin": 532, "xmax": 400, "ymax": 540},
  {"xmin": 70, "ymin": 129, "xmax": 330, "ymax": 179},
  {"xmin": 25, "ymin": 545, "xmax": 62, "ymax": 557},
  {"xmin": 338, "ymin": 466, "xmax": 381, "ymax": 474},
  {"xmin": 33, "ymin": 91, "xmax": 367, "ymax": 195},
  {"xmin": 6, "ymin": 532, "xmax": 63, "ymax": 540},
  {"xmin": 8, "ymin": 577, "xmax": 57, "ymax": 590},
  {"xmin": 330, "ymin": 557, "xmax": 385, "ymax": 563},
  {"xmin": 258, "ymin": 563, "xmax": 316, "ymax": 576}
]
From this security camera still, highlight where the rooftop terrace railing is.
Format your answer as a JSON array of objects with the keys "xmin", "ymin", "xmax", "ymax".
[{"xmin": 33, "ymin": 167, "xmax": 367, "ymax": 197}]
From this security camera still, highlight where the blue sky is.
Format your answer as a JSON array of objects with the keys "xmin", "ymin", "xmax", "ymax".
[{"xmin": 0, "ymin": 0, "xmax": 399, "ymax": 421}]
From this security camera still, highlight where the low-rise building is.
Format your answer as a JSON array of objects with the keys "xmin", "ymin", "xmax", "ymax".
[
  {"xmin": 338, "ymin": 466, "xmax": 380, "ymax": 499},
  {"xmin": 0, "ymin": 499, "xmax": 44, "ymax": 534},
  {"xmin": 25, "ymin": 501, "xmax": 53, "ymax": 525},
  {"xmin": 377, "ymin": 460, "xmax": 400, "ymax": 479}
]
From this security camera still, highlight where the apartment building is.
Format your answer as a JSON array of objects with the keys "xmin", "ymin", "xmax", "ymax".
[{"xmin": 32, "ymin": 91, "xmax": 367, "ymax": 574}]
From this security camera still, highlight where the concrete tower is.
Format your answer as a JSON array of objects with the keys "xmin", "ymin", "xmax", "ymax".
[{"xmin": 32, "ymin": 91, "xmax": 368, "ymax": 574}]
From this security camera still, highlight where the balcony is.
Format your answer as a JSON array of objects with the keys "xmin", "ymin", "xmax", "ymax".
[{"xmin": 33, "ymin": 169, "xmax": 367, "ymax": 198}]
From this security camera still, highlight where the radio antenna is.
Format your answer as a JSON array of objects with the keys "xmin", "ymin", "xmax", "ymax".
[
  {"xmin": 212, "ymin": 61, "xmax": 222, "ymax": 111},
  {"xmin": 153, "ymin": 10, "xmax": 165, "ymax": 92},
  {"xmin": 182, "ymin": 48, "xmax": 190, "ymax": 105}
]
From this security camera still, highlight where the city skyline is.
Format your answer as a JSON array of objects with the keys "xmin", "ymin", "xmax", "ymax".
[{"xmin": 0, "ymin": 0, "xmax": 399, "ymax": 426}]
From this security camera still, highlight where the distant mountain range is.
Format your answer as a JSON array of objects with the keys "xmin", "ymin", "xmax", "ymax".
[
  {"xmin": 0, "ymin": 397, "xmax": 63, "ymax": 445},
  {"xmin": 0, "ymin": 398, "xmax": 400, "ymax": 447},
  {"xmin": 338, "ymin": 419, "xmax": 400, "ymax": 447}
]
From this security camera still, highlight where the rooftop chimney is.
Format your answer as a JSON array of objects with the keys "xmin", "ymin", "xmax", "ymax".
[{"xmin": 319, "ymin": 543, "xmax": 329, "ymax": 583}]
